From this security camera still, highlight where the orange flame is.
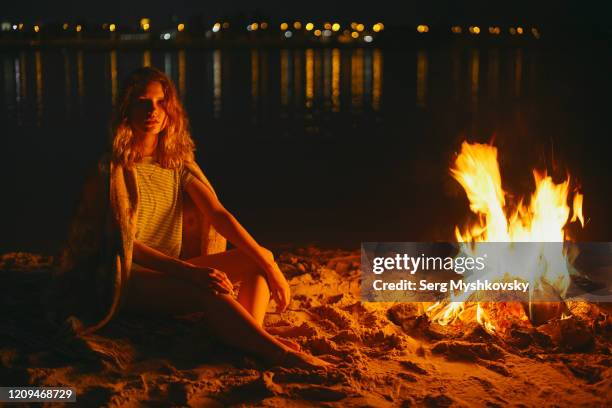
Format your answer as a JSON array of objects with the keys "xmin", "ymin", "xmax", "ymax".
[{"xmin": 427, "ymin": 141, "xmax": 584, "ymax": 333}]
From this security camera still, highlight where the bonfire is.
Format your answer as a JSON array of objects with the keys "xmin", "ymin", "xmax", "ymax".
[{"xmin": 426, "ymin": 141, "xmax": 586, "ymax": 335}]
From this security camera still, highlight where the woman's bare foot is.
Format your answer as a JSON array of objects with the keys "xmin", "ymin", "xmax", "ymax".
[
  {"xmin": 278, "ymin": 349, "xmax": 331, "ymax": 370},
  {"xmin": 276, "ymin": 337, "xmax": 301, "ymax": 352}
]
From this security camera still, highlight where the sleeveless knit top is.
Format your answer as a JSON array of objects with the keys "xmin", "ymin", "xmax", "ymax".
[{"xmin": 134, "ymin": 157, "xmax": 195, "ymax": 257}]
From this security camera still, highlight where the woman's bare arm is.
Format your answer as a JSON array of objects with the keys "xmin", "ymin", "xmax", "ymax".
[
  {"xmin": 184, "ymin": 178, "xmax": 291, "ymax": 311},
  {"xmin": 184, "ymin": 180, "xmax": 274, "ymax": 271},
  {"xmin": 133, "ymin": 240, "xmax": 233, "ymax": 293}
]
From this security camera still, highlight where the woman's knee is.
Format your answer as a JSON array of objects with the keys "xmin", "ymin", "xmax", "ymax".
[
  {"xmin": 242, "ymin": 267, "xmax": 270, "ymax": 290},
  {"xmin": 236, "ymin": 249, "xmax": 272, "ymax": 281},
  {"xmin": 260, "ymin": 248, "xmax": 275, "ymax": 263}
]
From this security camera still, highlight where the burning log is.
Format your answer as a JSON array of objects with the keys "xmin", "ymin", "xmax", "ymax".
[{"xmin": 537, "ymin": 316, "xmax": 594, "ymax": 351}]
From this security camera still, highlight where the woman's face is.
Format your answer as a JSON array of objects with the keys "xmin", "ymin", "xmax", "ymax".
[{"xmin": 129, "ymin": 81, "xmax": 168, "ymax": 137}]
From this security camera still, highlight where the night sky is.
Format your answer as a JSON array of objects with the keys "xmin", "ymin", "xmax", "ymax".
[{"xmin": 2, "ymin": 1, "xmax": 610, "ymax": 30}]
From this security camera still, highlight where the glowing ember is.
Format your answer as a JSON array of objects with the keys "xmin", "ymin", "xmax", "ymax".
[{"xmin": 427, "ymin": 141, "xmax": 585, "ymax": 334}]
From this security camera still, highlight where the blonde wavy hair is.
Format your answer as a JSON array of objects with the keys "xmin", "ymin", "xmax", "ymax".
[{"xmin": 111, "ymin": 67, "xmax": 195, "ymax": 168}]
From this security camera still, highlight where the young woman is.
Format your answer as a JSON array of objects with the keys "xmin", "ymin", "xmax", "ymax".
[{"xmin": 58, "ymin": 67, "xmax": 327, "ymax": 370}]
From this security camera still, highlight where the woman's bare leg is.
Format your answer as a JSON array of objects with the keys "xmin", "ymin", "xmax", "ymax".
[
  {"xmin": 187, "ymin": 249, "xmax": 274, "ymax": 326},
  {"xmin": 187, "ymin": 249, "xmax": 303, "ymax": 351},
  {"xmin": 124, "ymin": 266, "xmax": 290, "ymax": 363}
]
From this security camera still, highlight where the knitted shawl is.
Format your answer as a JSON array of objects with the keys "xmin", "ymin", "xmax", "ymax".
[{"xmin": 49, "ymin": 156, "xmax": 226, "ymax": 335}]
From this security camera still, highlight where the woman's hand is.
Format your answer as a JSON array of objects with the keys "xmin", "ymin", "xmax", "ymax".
[
  {"xmin": 185, "ymin": 266, "xmax": 234, "ymax": 295},
  {"xmin": 264, "ymin": 261, "xmax": 291, "ymax": 313}
]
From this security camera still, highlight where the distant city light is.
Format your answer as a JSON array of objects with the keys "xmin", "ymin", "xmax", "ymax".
[
  {"xmin": 140, "ymin": 18, "xmax": 150, "ymax": 32},
  {"xmin": 0, "ymin": 16, "xmax": 548, "ymax": 45}
]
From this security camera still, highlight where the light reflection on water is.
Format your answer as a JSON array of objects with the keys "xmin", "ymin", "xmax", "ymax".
[
  {"xmin": 351, "ymin": 48, "xmax": 364, "ymax": 109},
  {"xmin": 15, "ymin": 54, "xmax": 24, "ymax": 108},
  {"xmin": 470, "ymin": 49, "xmax": 479, "ymax": 108},
  {"xmin": 251, "ymin": 49, "xmax": 259, "ymax": 106},
  {"xmin": 77, "ymin": 50, "xmax": 84, "ymax": 115},
  {"xmin": 416, "ymin": 50, "xmax": 428, "ymax": 108},
  {"xmin": 177, "ymin": 49, "xmax": 186, "ymax": 99},
  {"xmin": 34, "ymin": 50, "xmax": 42, "ymax": 124},
  {"xmin": 305, "ymin": 48, "xmax": 314, "ymax": 108},
  {"xmin": 372, "ymin": 49, "xmax": 381, "ymax": 110},
  {"xmin": 0, "ymin": 46, "xmax": 546, "ymax": 127},
  {"xmin": 514, "ymin": 48, "xmax": 523, "ymax": 98},
  {"xmin": 213, "ymin": 49, "xmax": 222, "ymax": 118},
  {"xmin": 332, "ymin": 48, "xmax": 341, "ymax": 111},
  {"xmin": 110, "ymin": 50, "xmax": 118, "ymax": 106},
  {"xmin": 142, "ymin": 50, "xmax": 151, "ymax": 68},
  {"xmin": 280, "ymin": 49, "xmax": 289, "ymax": 108}
]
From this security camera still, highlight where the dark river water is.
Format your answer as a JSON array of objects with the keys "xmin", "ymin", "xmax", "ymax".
[{"xmin": 1, "ymin": 42, "xmax": 611, "ymax": 252}]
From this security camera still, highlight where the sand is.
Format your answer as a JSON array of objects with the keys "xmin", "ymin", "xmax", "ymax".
[{"xmin": 1, "ymin": 249, "xmax": 611, "ymax": 407}]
